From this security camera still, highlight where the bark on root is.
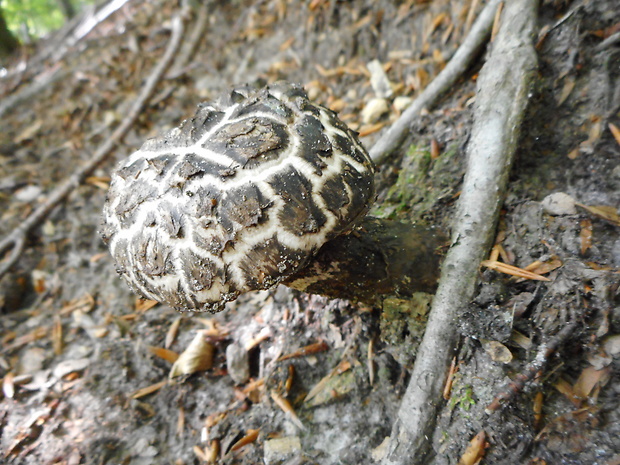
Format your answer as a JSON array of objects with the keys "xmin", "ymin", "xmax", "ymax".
[{"xmin": 380, "ymin": 1, "xmax": 539, "ymax": 463}]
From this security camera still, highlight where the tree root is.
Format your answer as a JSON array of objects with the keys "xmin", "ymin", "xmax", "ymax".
[
  {"xmin": 369, "ymin": 0, "xmax": 502, "ymax": 164},
  {"xmin": 485, "ymin": 319, "xmax": 579, "ymax": 414},
  {"xmin": 380, "ymin": 0, "xmax": 539, "ymax": 463}
]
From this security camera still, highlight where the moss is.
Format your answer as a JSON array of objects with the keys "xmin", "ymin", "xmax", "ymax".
[
  {"xmin": 379, "ymin": 293, "xmax": 432, "ymax": 367},
  {"xmin": 449, "ymin": 383, "xmax": 477, "ymax": 413},
  {"xmin": 372, "ymin": 142, "xmax": 462, "ymax": 223}
]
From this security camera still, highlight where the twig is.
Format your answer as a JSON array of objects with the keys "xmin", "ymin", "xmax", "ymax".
[
  {"xmin": 369, "ymin": 0, "xmax": 501, "ymax": 164},
  {"xmin": 0, "ymin": 67, "xmax": 69, "ymax": 120},
  {"xmin": 380, "ymin": 0, "xmax": 538, "ymax": 463},
  {"xmin": 167, "ymin": 3, "xmax": 210, "ymax": 78},
  {"xmin": 485, "ymin": 319, "xmax": 578, "ymax": 413},
  {"xmin": 0, "ymin": 1, "xmax": 133, "ymax": 118},
  {"xmin": 0, "ymin": 15, "xmax": 186, "ymax": 280}
]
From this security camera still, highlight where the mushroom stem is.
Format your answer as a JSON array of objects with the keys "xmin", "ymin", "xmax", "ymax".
[{"xmin": 283, "ymin": 217, "xmax": 447, "ymax": 304}]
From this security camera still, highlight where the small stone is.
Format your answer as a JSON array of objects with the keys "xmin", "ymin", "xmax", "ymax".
[
  {"xmin": 367, "ymin": 59, "xmax": 393, "ymax": 98},
  {"xmin": 361, "ymin": 98, "xmax": 389, "ymax": 124},
  {"xmin": 604, "ymin": 334, "xmax": 620, "ymax": 356},
  {"xmin": 226, "ymin": 342, "xmax": 250, "ymax": 384},
  {"xmin": 14, "ymin": 185, "xmax": 42, "ymax": 203},
  {"xmin": 264, "ymin": 436, "xmax": 302, "ymax": 465},
  {"xmin": 541, "ymin": 192, "xmax": 577, "ymax": 215},
  {"xmin": 393, "ymin": 96, "xmax": 413, "ymax": 112}
]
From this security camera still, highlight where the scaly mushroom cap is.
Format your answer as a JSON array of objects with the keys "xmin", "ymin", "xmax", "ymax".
[{"xmin": 101, "ymin": 82, "xmax": 375, "ymax": 312}]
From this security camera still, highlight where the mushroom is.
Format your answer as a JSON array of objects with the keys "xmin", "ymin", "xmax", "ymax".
[{"xmin": 101, "ymin": 82, "xmax": 445, "ymax": 312}]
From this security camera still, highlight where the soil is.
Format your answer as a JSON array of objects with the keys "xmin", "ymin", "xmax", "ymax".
[{"xmin": 0, "ymin": 0, "xmax": 619, "ymax": 464}]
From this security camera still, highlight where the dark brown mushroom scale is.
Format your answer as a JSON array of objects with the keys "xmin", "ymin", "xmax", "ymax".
[{"xmin": 101, "ymin": 82, "xmax": 375, "ymax": 312}]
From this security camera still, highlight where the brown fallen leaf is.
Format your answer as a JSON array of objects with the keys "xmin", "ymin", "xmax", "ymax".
[
  {"xmin": 305, "ymin": 359, "xmax": 353, "ymax": 405},
  {"xmin": 358, "ymin": 122, "xmax": 386, "ymax": 137},
  {"xmin": 553, "ymin": 378, "xmax": 581, "ymax": 407},
  {"xmin": 148, "ymin": 345, "xmax": 179, "ymax": 363},
  {"xmin": 533, "ymin": 391, "xmax": 544, "ymax": 428},
  {"xmin": 165, "ymin": 316, "xmax": 182, "ymax": 349},
  {"xmin": 443, "ymin": 356, "xmax": 458, "ymax": 400},
  {"xmin": 609, "ymin": 123, "xmax": 620, "ymax": 147},
  {"xmin": 580, "ymin": 219, "xmax": 593, "ymax": 255},
  {"xmin": 177, "ymin": 406, "xmax": 185, "ymax": 437},
  {"xmin": 430, "ymin": 138, "xmax": 441, "ymax": 159},
  {"xmin": 3, "ymin": 372, "xmax": 15, "ymax": 399},
  {"xmin": 367, "ymin": 338, "xmax": 375, "ymax": 386},
  {"xmin": 557, "ymin": 77, "xmax": 575, "ymax": 106},
  {"xmin": 131, "ymin": 380, "xmax": 167, "ymax": 399},
  {"xmin": 481, "ymin": 339, "xmax": 513, "ymax": 364},
  {"xmin": 524, "ymin": 258, "xmax": 563, "ymax": 277},
  {"xmin": 135, "ymin": 298, "xmax": 159, "ymax": 312},
  {"xmin": 193, "ymin": 445, "xmax": 209, "ymax": 462},
  {"xmin": 481, "ymin": 260, "xmax": 551, "ymax": 282},
  {"xmin": 573, "ymin": 366, "xmax": 611, "ymax": 399},
  {"xmin": 169, "ymin": 332, "xmax": 214, "ymax": 379},
  {"xmin": 576, "ymin": 203, "xmax": 620, "ymax": 227},
  {"xmin": 230, "ymin": 428, "xmax": 260, "ymax": 451},
  {"xmin": 85, "ymin": 176, "xmax": 111, "ymax": 190},
  {"xmin": 458, "ymin": 430, "xmax": 486, "ymax": 465},
  {"xmin": 271, "ymin": 391, "xmax": 305, "ymax": 430},
  {"xmin": 278, "ymin": 340, "xmax": 329, "ymax": 361},
  {"xmin": 60, "ymin": 293, "xmax": 95, "ymax": 316},
  {"xmin": 53, "ymin": 315, "xmax": 63, "ymax": 356}
]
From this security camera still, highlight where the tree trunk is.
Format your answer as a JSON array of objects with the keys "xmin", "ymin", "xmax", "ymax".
[
  {"xmin": 0, "ymin": 1, "xmax": 19, "ymax": 58},
  {"xmin": 56, "ymin": 0, "xmax": 76, "ymax": 20}
]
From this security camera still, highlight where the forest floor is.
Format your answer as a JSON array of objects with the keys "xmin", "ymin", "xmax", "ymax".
[{"xmin": 0, "ymin": 0, "xmax": 619, "ymax": 464}]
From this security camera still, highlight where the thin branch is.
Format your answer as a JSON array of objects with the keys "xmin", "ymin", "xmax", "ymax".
[
  {"xmin": 0, "ymin": 15, "xmax": 186, "ymax": 280},
  {"xmin": 380, "ymin": 0, "xmax": 539, "ymax": 463},
  {"xmin": 0, "ymin": 68, "xmax": 69, "ymax": 120},
  {"xmin": 167, "ymin": 2, "xmax": 210, "ymax": 78},
  {"xmin": 369, "ymin": 0, "xmax": 501, "ymax": 164},
  {"xmin": 485, "ymin": 319, "xmax": 578, "ymax": 413}
]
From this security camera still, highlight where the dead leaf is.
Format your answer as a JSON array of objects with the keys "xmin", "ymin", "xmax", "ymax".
[
  {"xmin": 576, "ymin": 203, "xmax": 620, "ymax": 227},
  {"xmin": 443, "ymin": 356, "xmax": 457, "ymax": 400},
  {"xmin": 368, "ymin": 338, "xmax": 375, "ymax": 386},
  {"xmin": 60, "ymin": 293, "xmax": 95, "ymax": 316},
  {"xmin": 165, "ymin": 317, "xmax": 182, "ymax": 349},
  {"xmin": 573, "ymin": 366, "xmax": 610, "ymax": 399},
  {"xmin": 533, "ymin": 391, "xmax": 544, "ymax": 428},
  {"xmin": 271, "ymin": 391, "xmax": 305, "ymax": 430},
  {"xmin": 230, "ymin": 428, "xmax": 260, "ymax": 451},
  {"xmin": 609, "ymin": 123, "xmax": 620, "ymax": 147},
  {"xmin": 580, "ymin": 219, "xmax": 593, "ymax": 255},
  {"xmin": 557, "ymin": 77, "xmax": 575, "ymax": 106},
  {"xmin": 148, "ymin": 346, "xmax": 179, "ymax": 363},
  {"xmin": 430, "ymin": 138, "xmax": 441, "ymax": 159},
  {"xmin": 15, "ymin": 120, "xmax": 43, "ymax": 143},
  {"xmin": 52, "ymin": 358, "xmax": 90, "ymax": 379},
  {"xmin": 305, "ymin": 360, "xmax": 353, "ymax": 406},
  {"xmin": 458, "ymin": 430, "xmax": 486, "ymax": 465},
  {"xmin": 278, "ymin": 341, "xmax": 329, "ymax": 361},
  {"xmin": 481, "ymin": 260, "xmax": 551, "ymax": 281},
  {"xmin": 169, "ymin": 332, "xmax": 214, "ymax": 379},
  {"xmin": 3, "ymin": 372, "xmax": 15, "ymax": 399},
  {"xmin": 135, "ymin": 298, "xmax": 158, "ymax": 312},
  {"xmin": 52, "ymin": 315, "xmax": 63, "ymax": 356},
  {"xmin": 358, "ymin": 122, "xmax": 386, "ymax": 137},
  {"xmin": 524, "ymin": 258, "xmax": 563, "ymax": 276},
  {"xmin": 567, "ymin": 146, "xmax": 580, "ymax": 159},
  {"xmin": 481, "ymin": 340, "xmax": 513, "ymax": 363},
  {"xmin": 554, "ymin": 378, "xmax": 581, "ymax": 407},
  {"xmin": 279, "ymin": 36, "xmax": 295, "ymax": 51},
  {"xmin": 131, "ymin": 380, "xmax": 167, "ymax": 399}
]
